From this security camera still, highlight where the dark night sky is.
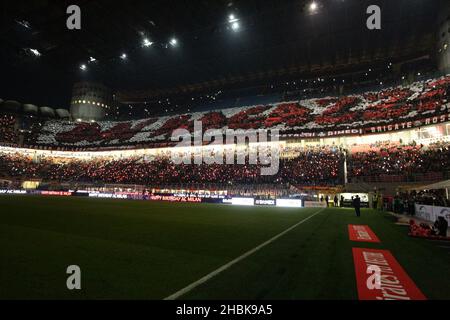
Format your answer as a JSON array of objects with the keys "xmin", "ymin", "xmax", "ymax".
[{"xmin": 0, "ymin": 0, "xmax": 445, "ymax": 109}]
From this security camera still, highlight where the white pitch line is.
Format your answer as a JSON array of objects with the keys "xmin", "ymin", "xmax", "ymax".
[{"xmin": 164, "ymin": 207, "xmax": 325, "ymax": 300}]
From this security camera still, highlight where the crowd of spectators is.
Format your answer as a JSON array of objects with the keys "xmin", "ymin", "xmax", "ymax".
[
  {"xmin": 1, "ymin": 141, "xmax": 450, "ymax": 187},
  {"xmin": 411, "ymin": 189, "xmax": 450, "ymax": 207},
  {"xmin": 394, "ymin": 190, "xmax": 450, "ymax": 213},
  {"xmin": 0, "ymin": 114, "xmax": 18, "ymax": 144},
  {"xmin": 348, "ymin": 141, "xmax": 450, "ymax": 182},
  {"xmin": 0, "ymin": 146, "xmax": 343, "ymax": 187}
]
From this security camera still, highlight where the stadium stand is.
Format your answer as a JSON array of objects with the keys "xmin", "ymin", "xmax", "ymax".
[
  {"xmin": 18, "ymin": 74, "xmax": 450, "ymax": 150},
  {"xmin": 348, "ymin": 141, "xmax": 450, "ymax": 183},
  {"xmin": 0, "ymin": 142, "xmax": 449, "ymax": 187},
  {"xmin": 0, "ymin": 146, "xmax": 343, "ymax": 186},
  {"xmin": 0, "ymin": 114, "xmax": 18, "ymax": 144}
]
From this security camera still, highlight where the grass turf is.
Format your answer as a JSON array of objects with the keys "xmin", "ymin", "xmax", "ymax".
[{"xmin": 0, "ymin": 195, "xmax": 449, "ymax": 299}]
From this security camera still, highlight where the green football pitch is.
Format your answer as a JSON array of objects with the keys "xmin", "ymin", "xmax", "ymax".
[{"xmin": 1, "ymin": 196, "xmax": 449, "ymax": 299}]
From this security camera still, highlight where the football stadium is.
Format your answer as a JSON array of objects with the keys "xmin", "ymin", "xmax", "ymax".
[{"xmin": 1, "ymin": 0, "xmax": 450, "ymax": 305}]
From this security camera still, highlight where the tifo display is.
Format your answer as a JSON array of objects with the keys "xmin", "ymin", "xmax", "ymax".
[{"xmin": 17, "ymin": 75, "xmax": 450, "ymax": 149}]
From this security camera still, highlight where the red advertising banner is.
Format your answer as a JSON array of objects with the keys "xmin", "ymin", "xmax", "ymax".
[
  {"xmin": 348, "ymin": 225, "xmax": 380, "ymax": 243},
  {"xmin": 352, "ymin": 248, "xmax": 426, "ymax": 300}
]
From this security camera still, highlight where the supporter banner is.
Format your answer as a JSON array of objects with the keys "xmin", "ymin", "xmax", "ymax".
[
  {"xmin": 348, "ymin": 225, "xmax": 380, "ymax": 243},
  {"xmin": 282, "ymin": 114, "xmax": 450, "ymax": 139},
  {"xmin": 415, "ymin": 204, "xmax": 450, "ymax": 224},
  {"xmin": 365, "ymin": 113, "xmax": 450, "ymax": 135},
  {"xmin": 172, "ymin": 193, "xmax": 226, "ymax": 199},
  {"xmin": 284, "ymin": 128, "xmax": 363, "ymax": 139},
  {"xmin": 89, "ymin": 193, "xmax": 128, "ymax": 199},
  {"xmin": 0, "ymin": 189, "xmax": 27, "ymax": 195},
  {"xmin": 352, "ymin": 248, "xmax": 426, "ymax": 300},
  {"xmin": 302, "ymin": 186, "xmax": 344, "ymax": 193},
  {"xmin": 149, "ymin": 195, "xmax": 202, "ymax": 203}
]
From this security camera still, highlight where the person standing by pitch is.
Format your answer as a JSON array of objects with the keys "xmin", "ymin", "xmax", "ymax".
[{"xmin": 353, "ymin": 195, "xmax": 361, "ymax": 217}]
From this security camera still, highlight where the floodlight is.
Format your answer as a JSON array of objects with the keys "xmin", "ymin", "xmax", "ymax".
[
  {"xmin": 170, "ymin": 38, "xmax": 178, "ymax": 46},
  {"xmin": 29, "ymin": 48, "xmax": 41, "ymax": 56},
  {"xmin": 143, "ymin": 38, "xmax": 153, "ymax": 47},
  {"xmin": 309, "ymin": 1, "xmax": 318, "ymax": 12}
]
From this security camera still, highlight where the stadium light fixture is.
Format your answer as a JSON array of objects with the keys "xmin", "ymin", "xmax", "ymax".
[
  {"xmin": 120, "ymin": 53, "xmax": 127, "ymax": 60},
  {"xmin": 228, "ymin": 14, "xmax": 239, "ymax": 23},
  {"xmin": 231, "ymin": 21, "xmax": 240, "ymax": 31},
  {"xmin": 29, "ymin": 48, "xmax": 41, "ymax": 56},
  {"xmin": 228, "ymin": 13, "xmax": 240, "ymax": 31},
  {"xmin": 80, "ymin": 64, "xmax": 87, "ymax": 71},
  {"xmin": 89, "ymin": 56, "xmax": 96, "ymax": 63},
  {"xmin": 16, "ymin": 19, "xmax": 31, "ymax": 29},
  {"xmin": 142, "ymin": 38, "xmax": 153, "ymax": 47},
  {"xmin": 170, "ymin": 38, "xmax": 178, "ymax": 47},
  {"xmin": 309, "ymin": 1, "xmax": 318, "ymax": 12}
]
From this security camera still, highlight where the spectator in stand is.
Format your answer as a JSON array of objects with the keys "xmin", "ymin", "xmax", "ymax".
[
  {"xmin": 434, "ymin": 217, "xmax": 448, "ymax": 237},
  {"xmin": 0, "ymin": 114, "xmax": 18, "ymax": 144},
  {"xmin": 348, "ymin": 142, "xmax": 450, "ymax": 182},
  {"xmin": 0, "ymin": 146, "xmax": 345, "ymax": 187}
]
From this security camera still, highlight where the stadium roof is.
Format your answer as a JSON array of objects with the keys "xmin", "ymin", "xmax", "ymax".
[{"xmin": 0, "ymin": 0, "xmax": 445, "ymax": 107}]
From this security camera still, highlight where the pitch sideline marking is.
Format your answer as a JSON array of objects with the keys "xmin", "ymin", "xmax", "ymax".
[{"xmin": 164, "ymin": 207, "xmax": 325, "ymax": 300}]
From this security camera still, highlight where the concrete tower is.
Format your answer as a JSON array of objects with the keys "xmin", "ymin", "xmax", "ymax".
[{"xmin": 70, "ymin": 82, "xmax": 113, "ymax": 121}]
